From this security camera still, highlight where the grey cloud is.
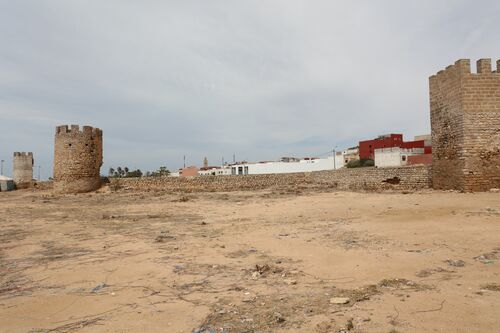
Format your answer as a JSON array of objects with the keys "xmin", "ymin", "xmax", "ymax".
[{"xmin": 1, "ymin": 0, "xmax": 499, "ymax": 178}]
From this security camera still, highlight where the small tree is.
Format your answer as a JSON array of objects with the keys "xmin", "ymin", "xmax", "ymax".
[
  {"xmin": 346, "ymin": 159, "xmax": 374, "ymax": 168},
  {"xmin": 126, "ymin": 169, "xmax": 143, "ymax": 178},
  {"xmin": 150, "ymin": 166, "xmax": 170, "ymax": 177}
]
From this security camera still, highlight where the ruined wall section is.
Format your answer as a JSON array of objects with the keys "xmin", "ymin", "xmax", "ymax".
[
  {"xmin": 430, "ymin": 58, "xmax": 500, "ymax": 191},
  {"xmin": 13, "ymin": 152, "xmax": 34, "ymax": 188},
  {"xmin": 53, "ymin": 125, "xmax": 103, "ymax": 193},
  {"xmin": 110, "ymin": 166, "xmax": 432, "ymax": 193}
]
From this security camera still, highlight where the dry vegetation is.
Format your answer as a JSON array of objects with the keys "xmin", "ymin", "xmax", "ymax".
[{"xmin": 0, "ymin": 187, "xmax": 499, "ymax": 332}]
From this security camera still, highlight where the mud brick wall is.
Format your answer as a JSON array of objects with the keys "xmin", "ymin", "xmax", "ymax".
[
  {"xmin": 110, "ymin": 165, "xmax": 432, "ymax": 193},
  {"xmin": 13, "ymin": 152, "xmax": 34, "ymax": 189},
  {"xmin": 430, "ymin": 58, "xmax": 500, "ymax": 191},
  {"xmin": 53, "ymin": 125, "xmax": 103, "ymax": 194}
]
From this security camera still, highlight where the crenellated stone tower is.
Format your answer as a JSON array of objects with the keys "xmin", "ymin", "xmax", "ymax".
[
  {"xmin": 53, "ymin": 125, "xmax": 103, "ymax": 193},
  {"xmin": 13, "ymin": 152, "xmax": 34, "ymax": 188},
  {"xmin": 429, "ymin": 58, "xmax": 500, "ymax": 191}
]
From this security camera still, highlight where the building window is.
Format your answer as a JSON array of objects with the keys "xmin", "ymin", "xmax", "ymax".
[
  {"xmin": 402, "ymin": 155, "xmax": 407, "ymax": 162},
  {"xmin": 238, "ymin": 166, "xmax": 243, "ymax": 175},
  {"xmin": 231, "ymin": 167, "xmax": 236, "ymax": 175},
  {"xmin": 244, "ymin": 166, "xmax": 249, "ymax": 175}
]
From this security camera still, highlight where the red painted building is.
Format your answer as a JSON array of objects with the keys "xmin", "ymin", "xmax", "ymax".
[{"xmin": 359, "ymin": 134, "xmax": 431, "ymax": 160}]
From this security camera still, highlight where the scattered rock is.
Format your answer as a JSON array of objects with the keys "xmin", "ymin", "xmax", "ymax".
[
  {"xmin": 155, "ymin": 232, "xmax": 175, "ymax": 242},
  {"xmin": 283, "ymin": 279, "xmax": 297, "ymax": 285},
  {"xmin": 330, "ymin": 297, "xmax": 350, "ymax": 304},
  {"xmin": 489, "ymin": 188, "xmax": 499, "ymax": 193},
  {"xmin": 273, "ymin": 312, "xmax": 285, "ymax": 323},
  {"xmin": 346, "ymin": 318, "xmax": 354, "ymax": 330},
  {"xmin": 251, "ymin": 271, "xmax": 261, "ymax": 279},
  {"xmin": 444, "ymin": 259, "xmax": 465, "ymax": 267},
  {"xmin": 173, "ymin": 264, "xmax": 185, "ymax": 273}
]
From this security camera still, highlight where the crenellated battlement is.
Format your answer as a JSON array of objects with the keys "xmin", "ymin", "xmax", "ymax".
[
  {"xmin": 13, "ymin": 152, "xmax": 33, "ymax": 157},
  {"xmin": 56, "ymin": 124, "xmax": 102, "ymax": 137},
  {"xmin": 430, "ymin": 57, "xmax": 500, "ymax": 192},
  {"xmin": 430, "ymin": 58, "xmax": 500, "ymax": 80},
  {"xmin": 53, "ymin": 124, "xmax": 103, "ymax": 193},
  {"xmin": 13, "ymin": 152, "xmax": 34, "ymax": 188}
]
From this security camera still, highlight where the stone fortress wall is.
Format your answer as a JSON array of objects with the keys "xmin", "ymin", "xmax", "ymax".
[
  {"xmin": 110, "ymin": 165, "xmax": 432, "ymax": 193},
  {"xmin": 13, "ymin": 152, "xmax": 34, "ymax": 189},
  {"xmin": 430, "ymin": 58, "xmax": 500, "ymax": 191},
  {"xmin": 10, "ymin": 58, "xmax": 496, "ymax": 195},
  {"xmin": 53, "ymin": 125, "xmax": 103, "ymax": 193}
]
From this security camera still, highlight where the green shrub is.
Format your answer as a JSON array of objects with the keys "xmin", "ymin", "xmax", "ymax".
[{"xmin": 346, "ymin": 158, "xmax": 374, "ymax": 168}]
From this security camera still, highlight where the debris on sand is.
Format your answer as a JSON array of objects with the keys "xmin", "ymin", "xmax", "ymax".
[
  {"xmin": 250, "ymin": 264, "xmax": 283, "ymax": 278},
  {"xmin": 474, "ymin": 248, "xmax": 500, "ymax": 264},
  {"xmin": 272, "ymin": 312, "xmax": 286, "ymax": 323},
  {"xmin": 416, "ymin": 267, "xmax": 453, "ymax": 278},
  {"xmin": 91, "ymin": 282, "xmax": 108, "ymax": 293},
  {"xmin": 444, "ymin": 259, "xmax": 465, "ymax": 267},
  {"xmin": 155, "ymin": 231, "xmax": 175, "ymax": 242},
  {"xmin": 192, "ymin": 327, "xmax": 215, "ymax": 333},
  {"xmin": 378, "ymin": 278, "xmax": 431, "ymax": 291},
  {"xmin": 330, "ymin": 297, "xmax": 350, "ymax": 304},
  {"xmin": 481, "ymin": 283, "xmax": 500, "ymax": 292}
]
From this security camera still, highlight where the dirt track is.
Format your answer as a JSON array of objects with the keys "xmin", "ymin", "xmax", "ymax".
[{"xmin": 0, "ymin": 188, "xmax": 499, "ymax": 332}]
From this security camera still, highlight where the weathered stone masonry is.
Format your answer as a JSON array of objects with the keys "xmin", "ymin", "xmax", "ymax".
[
  {"xmin": 53, "ymin": 125, "xmax": 103, "ymax": 193},
  {"xmin": 110, "ymin": 165, "xmax": 432, "ymax": 193},
  {"xmin": 430, "ymin": 58, "xmax": 500, "ymax": 191},
  {"xmin": 13, "ymin": 152, "xmax": 34, "ymax": 189}
]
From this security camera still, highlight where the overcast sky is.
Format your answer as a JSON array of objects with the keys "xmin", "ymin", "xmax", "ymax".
[{"xmin": 1, "ymin": 1, "xmax": 499, "ymax": 178}]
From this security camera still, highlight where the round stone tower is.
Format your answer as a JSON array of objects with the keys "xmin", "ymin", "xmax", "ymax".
[
  {"xmin": 13, "ymin": 152, "xmax": 34, "ymax": 188},
  {"xmin": 53, "ymin": 125, "xmax": 103, "ymax": 193}
]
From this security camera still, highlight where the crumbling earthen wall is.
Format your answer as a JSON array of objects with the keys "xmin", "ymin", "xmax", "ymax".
[
  {"xmin": 53, "ymin": 125, "xmax": 103, "ymax": 193},
  {"xmin": 110, "ymin": 165, "xmax": 432, "ymax": 193},
  {"xmin": 430, "ymin": 58, "xmax": 500, "ymax": 191},
  {"xmin": 13, "ymin": 152, "xmax": 34, "ymax": 189}
]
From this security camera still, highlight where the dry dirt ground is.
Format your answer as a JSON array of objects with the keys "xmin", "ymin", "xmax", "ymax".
[{"xmin": 0, "ymin": 187, "xmax": 499, "ymax": 333}]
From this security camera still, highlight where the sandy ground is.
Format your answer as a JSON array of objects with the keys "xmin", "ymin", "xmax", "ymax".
[{"xmin": 0, "ymin": 187, "xmax": 499, "ymax": 333}]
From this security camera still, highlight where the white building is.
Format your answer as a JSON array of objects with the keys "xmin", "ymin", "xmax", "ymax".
[
  {"xmin": 198, "ymin": 166, "xmax": 232, "ymax": 176},
  {"xmin": 374, "ymin": 147, "xmax": 425, "ymax": 168},
  {"xmin": 335, "ymin": 151, "xmax": 345, "ymax": 169},
  {"xmin": 229, "ymin": 156, "xmax": 342, "ymax": 175},
  {"xmin": 342, "ymin": 147, "xmax": 360, "ymax": 164}
]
